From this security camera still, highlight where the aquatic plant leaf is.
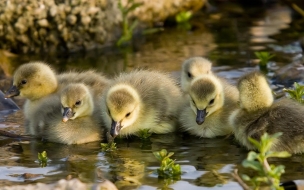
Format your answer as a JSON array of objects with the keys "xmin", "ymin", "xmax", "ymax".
[
  {"xmin": 242, "ymin": 160, "xmax": 263, "ymax": 171},
  {"xmin": 248, "ymin": 137, "xmax": 261, "ymax": 149},
  {"xmin": 254, "ymin": 176, "xmax": 268, "ymax": 182},
  {"xmin": 153, "ymin": 151, "xmax": 162, "ymax": 161},
  {"xmin": 241, "ymin": 174, "xmax": 251, "ymax": 181},
  {"xmin": 265, "ymin": 151, "xmax": 291, "ymax": 158},
  {"xmin": 284, "ymin": 82, "xmax": 304, "ymax": 104},
  {"xmin": 246, "ymin": 151, "xmax": 258, "ymax": 161},
  {"xmin": 271, "ymin": 165, "xmax": 285, "ymax": 175},
  {"xmin": 101, "ymin": 142, "xmax": 117, "ymax": 152},
  {"xmin": 160, "ymin": 149, "xmax": 168, "ymax": 158},
  {"xmin": 130, "ymin": 20, "xmax": 139, "ymax": 32},
  {"xmin": 175, "ymin": 11, "xmax": 192, "ymax": 23},
  {"xmin": 125, "ymin": 3, "xmax": 143, "ymax": 14},
  {"xmin": 254, "ymin": 51, "xmax": 275, "ymax": 66},
  {"xmin": 166, "ymin": 152, "xmax": 174, "ymax": 159}
]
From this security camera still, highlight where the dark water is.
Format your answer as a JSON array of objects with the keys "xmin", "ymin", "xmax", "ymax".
[{"xmin": 0, "ymin": 2, "xmax": 304, "ymax": 189}]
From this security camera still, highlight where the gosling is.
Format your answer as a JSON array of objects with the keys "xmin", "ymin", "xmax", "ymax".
[
  {"xmin": 229, "ymin": 71, "xmax": 304, "ymax": 154},
  {"xmin": 179, "ymin": 74, "xmax": 239, "ymax": 138},
  {"xmin": 5, "ymin": 61, "xmax": 109, "ymax": 135},
  {"xmin": 35, "ymin": 83, "xmax": 104, "ymax": 144},
  {"xmin": 100, "ymin": 70, "xmax": 184, "ymax": 138},
  {"xmin": 181, "ymin": 57, "xmax": 213, "ymax": 92},
  {"xmin": 5, "ymin": 62, "xmax": 58, "ymax": 126}
]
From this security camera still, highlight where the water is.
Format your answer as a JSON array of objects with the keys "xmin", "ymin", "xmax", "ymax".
[{"xmin": 0, "ymin": 2, "xmax": 304, "ymax": 189}]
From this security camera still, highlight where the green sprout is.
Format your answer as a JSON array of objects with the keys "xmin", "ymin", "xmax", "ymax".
[
  {"xmin": 175, "ymin": 11, "xmax": 192, "ymax": 23},
  {"xmin": 101, "ymin": 142, "xmax": 117, "ymax": 152},
  {"xmin": 283, "ymin": 82, "xmax": 304, "ymax": 104},
  {"xmin": 238, "ymin": 133, "xmax": 291, "ymax": 190},
  {"xmin": 137, "ymin": 128, "xmax": 152, "ymax": 140},
  {"xmin": 101, "ymin": 132, "xmax": 117, "ymax": 152},
  {"xmin": 254, "ymin": 52, "xmax": 275, "ymax": 73},
  {"xmin": 38, "ymin": 151, "xmax": 48, "ymax": 167},
  {"xmin": 153, "ymin": 149, "xmax": 181, "ymax": 180},
  {"xmin": 175, "ymin": 11, "xmax": 192, "ymax": 30},
  {"xmin": 117, "ymin": 0, "xmax": 142, "ymax": 46}
]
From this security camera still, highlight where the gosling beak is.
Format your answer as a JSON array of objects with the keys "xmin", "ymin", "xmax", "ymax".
[
  {"xmin": 62, "ymin": 107, "xmax": 74, "ymax": 122},
  {"xmin": 196, "ymin": 108, "xmax": 208, "ymax": 125},
  {"xmin": 110, "ymin": 120, "xmax": 122, "ymax": 138},
  {"xmin": 5, "ymin": 85, "xmax": 20, "ymax": 98}
]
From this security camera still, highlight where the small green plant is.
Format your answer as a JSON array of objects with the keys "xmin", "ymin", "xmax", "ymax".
[
  {"xmin": 153, "ymin": 149, "xmax": 181, "ymax": 180},
  {"xmin": 234, "ymin": 133, "xmax": 291, "ymax": 190},
  {"xmin": 175, "ymin": 11, "xmax": 192, "ymax": 23},
  {"xmin": 137, "ymin": 128, "xmax": 152, "ymax": 140},
  {"xmin": 283, "ymin": 82, "xmax": 304, "ymax": 104},
  {"xmin": 101, "ymin": 142, "xmax": 117, "ymax": 152},
  {"xmin": 254, "ymin": 52, "xmax": 275, "ymax": 72},
  {"xmin": 101, "ymin": 132, "xmax": 117, "ymax": 152},
  {"xmin": 38, "ymin": 151, "xmax": 48, "ymax": 167},
  {"xmin": 175, "ymin": 11, "xmax": 192, "ymax": 30},
  {"xmin": 117, "ymin": 0, "xmax": 142, "ymax": 46}
]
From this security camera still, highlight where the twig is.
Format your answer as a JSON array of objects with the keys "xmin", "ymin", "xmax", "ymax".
[{"xmin": 231, "ymin": 169, "xmax": 251, "ymax": 190}]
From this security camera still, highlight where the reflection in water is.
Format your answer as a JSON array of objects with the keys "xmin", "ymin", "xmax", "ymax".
[{"xmin": 250, "ymin": 5, "xmax": 292, "ymax": 43}]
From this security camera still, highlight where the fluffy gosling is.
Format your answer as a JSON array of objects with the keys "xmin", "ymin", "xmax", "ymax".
[
  {"xmin": 101, "ymin": 70, "xmax": 184, "ymax": 138},
  {"xmin": 36, "ymin": 83, "xmax": 104, "ymax": 144},
  {"xmin": 229, "ymin": 71, "xmax": 304, "ymax": 154},
  {"xmin": 181, "ymin": 57, "xmax": 213, "ymax": 92},
  {"xmin": 5, "ymin": 62, "xmax": 109, "ymax": 135},
  {"xmin": 179, "ymin": 74, "xmax": 239, "ymax": 138}
]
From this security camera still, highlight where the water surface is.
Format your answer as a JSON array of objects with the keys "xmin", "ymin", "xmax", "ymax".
[{"xmin": 0, "ymin": 2, "xmax": 304, "ymax": 189}]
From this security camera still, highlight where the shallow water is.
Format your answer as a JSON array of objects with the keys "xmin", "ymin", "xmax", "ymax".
[{"xmin": 0, "ymin": 2, "xmax": 304, "ymax": 189}]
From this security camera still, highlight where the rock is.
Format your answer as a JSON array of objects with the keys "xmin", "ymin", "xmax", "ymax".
[
  {"xmin": 0, "ymin": 0, "xmax": 203, "ymax": 53},
  {"xmin": 37, "ymin": 19, "xmax": 49, "ymax": 27},
  {"xmin": 0, "ymin": 178, "xmax": 118, "ymax": 190},
  {"xmin": 67, "ymin": 14, "xmax": 77, "ymax": 25},
  {"xmin": 275, "ymin": 60, "xmax": 304, "ymax": 86},
  {"xmin": 121, "ymin": 0, "xmax": 206, "ymax": 23}
]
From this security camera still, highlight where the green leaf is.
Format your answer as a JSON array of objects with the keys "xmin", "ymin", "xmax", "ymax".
[
  {"xmin": 266, "ymin": 151, "xmax": 291, "ymax": 158},
  {"xmin": 272, "ymin": 165, "xmax": 286, "ymax": 175},
  {"xmin": 254, "ymin": 176, "xmax": 268, "ymax": 182},
  {"xmin": 175, "ymin": 11, "xmax": 192, "ymax": 23},
  {"xmin": 241, "ymin": 174, "xmax": 251, "ymax": 181},
  {"xmin": 248, "ymin": 137, "xmax": 261, "ymax": 149},
  {"xmin": 160, "ymin": 149, "xmax": 168, "ymax": 158},
  {"xmin": 242, "ymin": 160, "xmax": 263, "ymax": 171},
  {"xmin": 129, "ymin": 20, "xmax": 138, "ymax": 32},
  {"xmin": 166, "ymin": 152, "xmax": 174, "ymax": 159},
  {"xmin": 247, "ymin": 151, "xmax": 258, "ymax": 161},
  {"xmin": 125, "ymin": 2, "xmax": 143, "ymax": 14},
  {"xmin": 153, "ymin": 151, "xmax": 162, "ymax": 161}
]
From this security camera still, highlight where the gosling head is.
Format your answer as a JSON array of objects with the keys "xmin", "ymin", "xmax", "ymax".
[
  {"xmin": 188, "ymin": 74, "xmax": 224, "ymax": 125},
  {"xmin": 105, "ymin": 84, "xmax": 141, "ymax": 138},
  {"xmin": 5, "ymin": 62, "xmax": 58, "ymax": 100},
  {"xmin": 238, "ymin": 71, "xmax": 274, "ymax": 112},
  {"xmin": 181, "ymin": 57, "xmax": 212, "ymax": 92},
  {"xmin": 60, "ymin": 83, "xmax": 94, "ymax": 122}
]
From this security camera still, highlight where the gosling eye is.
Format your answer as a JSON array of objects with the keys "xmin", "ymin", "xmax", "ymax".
[
  {"xmin": 187, "ymin": 72, "xmax": 192, "ymax": 78},
  {"xmin": 75, "ymin": 100, "xmax": 82, "ymax": 106},
  {"xmin": 21, "ymin": 79, "xmax": 27, "ymax": 85},
  {"xmin": 209, "ymin": 99, "xmax": 215, "ymax": 105},
  {"xmin": 125, "ymin": 112, "xmax": 131, "ymax": 117}
]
